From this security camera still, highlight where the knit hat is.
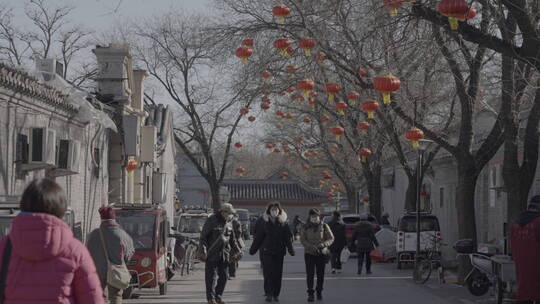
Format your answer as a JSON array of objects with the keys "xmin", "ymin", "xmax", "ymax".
[
  {"xmin": 309, "ymin": 208, "xmax": 320, "ymax": 216},
  {"xmin": 99, "ymin": 206, "xmax": 116, "ymax": 220},
  {"xmin": 529, "ymin": 195, "xmax": 540, "ymax": 210},
  {"xmin": 220, "ymin": 202, "xmax": 235, "ymax": 214}
]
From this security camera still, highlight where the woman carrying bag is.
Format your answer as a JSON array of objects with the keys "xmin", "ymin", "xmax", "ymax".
[
  {"xmin": 328, "ymin": 211, "xmax": 347, "ymax": 274},
  {"xmin": 300, "ymin": 208, "xmax": 334, "ymax": 302},
  {"xmin": 351, "ymin": 214, "xmax": 379, "ymax": 275}
]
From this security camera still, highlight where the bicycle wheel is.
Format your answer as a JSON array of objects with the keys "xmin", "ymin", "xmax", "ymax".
[{"xmin": 414, "ymin": 258, "xmax": 432, "ymax": 284}]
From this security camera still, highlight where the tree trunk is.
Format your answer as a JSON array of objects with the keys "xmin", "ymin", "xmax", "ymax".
[
  {"xmin": 405, "ymin": 173, "xmax": 418, "ymax": 212},
  {"xmin": 345, "ymin": 185, "xmax": 357, "ymax": 213},
  {"xmin": 368, "ymin": 166, "xmax": 382, "ymax": 221},
  {"xmin": 209, "ymin": 182, "xmax": 221, "ymax": 211},
  {"xmin": 455, "ymin": 162, "xmax": 478, "ymax": 282}
]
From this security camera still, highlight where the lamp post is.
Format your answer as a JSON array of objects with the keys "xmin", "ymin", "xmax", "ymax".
[{"xmin": 413, "ymin": 139, "xmax": 433, "ymax": 281}]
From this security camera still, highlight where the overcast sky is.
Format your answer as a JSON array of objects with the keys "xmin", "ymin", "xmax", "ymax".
[{"xmin": 6, "ymin": 0, "xmax": 212, "ymax": 31}]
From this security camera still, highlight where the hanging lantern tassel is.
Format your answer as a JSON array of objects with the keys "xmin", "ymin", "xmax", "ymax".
[
  {"xmin": 304, "ymin": 49, "xmax": 311, "ymax": 57},
  {"xmin": 328, "ymin": 93, "xmax": 334, "ymax": 102},
  {"xmin": 367, "ymin": 111, "xmax": 375, "ymax": 119},
  {"xmin": 361, "ymin": 155, "xmax": 367, "ymax": 163},
  {"xmin": 303, "ymin": 90, "xmax": 310, "ymax": 98},
  {"xmin": 241, "ymin": 57, "xmax": 248, "ymax": 64},
  {"xmin": 390, "ymin": 7, "xmax": 398, "ymax": 17},
  {"xmin": 350, "ymin": 100, "xmax": 357, "ymax": 106},
  {"xmin": 412, "ymin": 140, "xmax": 420, "ymax": 149},
  {"xmin": 383, "ymin": 93, "xmax": 391, "ymax": 104},
  {"xmin": 361, "ymin": 130, "xmax": 367, "ymax": 136},
  {"xmin": 448, "ymin": 17, "xmax": 459, "ymax": 30},
  {"xmin": 335, "ymin": 134, "xmax": 341, "ymax": 141}
]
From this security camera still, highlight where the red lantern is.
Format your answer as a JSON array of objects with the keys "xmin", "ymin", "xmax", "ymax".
[
  {"xmin": 358, "ymin": 148, "xmax": 372, "ymax": 163},
  {"xmin": 357, "ymin": 121, "xmax": 370, "ymax": 135},
  {"xmin": 280, "ymin": 172, "xmax": 289, "ymax": 179},
  {"xmin": 322, "ymin": 171, "xmax": 332, "ymax": 180},
  {"xmin": 241, "ymin": 38, "xmax": 254, "ymax": 47},
  {"xmin": 283, "ymin": 148, "xmax": 291, "ymax": 153},
  {"xmin": 303, "ymin": 117, "xmax": 312, "ymax": 124},
  {"xmin": 330, "ymin": 126, "xmax": 345, "ymax": 141},
  {"xmin": 262, "ymin": 96, "xmax": 271, "ymax": 104},
  {"xmin": 126, "ymin": 159, "xmax": 138, "ymax": 175},
  {"xmin": 235, "ymin": 47, "xmax": 253, "ymax": 64},
  {"xmin": 327, "ymin": 192, "xmax": 336, "ymax": 199},
  {"xmin": 262, "ymin": 71, "xmax": 272, "ymax": 79},
  {"xmin": 335, "ymin": 101, "xmax": 348, "ymax": 115},
  {"xmin": 234, "ymin": 142, "xmax": 243, "ymax": 148},
  {"xmin": 320, "ymin": 115, "xmax": 331, "ymax": 123},
  {"xmin": 437, "ymin": 0, "xmax": 470, "ymax": 30},
  {"xmin": 261, "ymin": 102, "xmax": 271, "ymax": 110},
  {"xmin": 405, "ymin": 127, "xmax": 425, "ymax": 149},
  {"xmin": 297, "ymin": 79, "xmax": 315, "ymax": 97},
  {"xmin": 373, "ymin": 74, "xmax": 401, "ymax": 104},
  {"xmin": 315, "ymin": 52, "xmax": 327, "ymax": 62},
  {"xmin": 298, "ymin": 38, "xmax": 316, "ymax": 56},
  {"xmin": 276, "ymin": 110, "xmax": 285, "ymax": 118},
  {"xmin": 291, "ymin": 93, "xmax": 304, "ymax": 103},
  {"xmin": 347, "ymin": 91, "xmax": 361, "ymax": 106},
  {"xmin": 272, "ymin": 4, "xmax": 291, "ymax": 24},
  {"xmin": 286, "ymin": 87, "xmax": 295, "ymax": 93},
  {"xmin": 286, "ymin": 65, "xmax": 298, "ymax": 74},
  {"xmin": 266, "ymin": 143, "xmax": 275, "ymax": 149},
  {"xmin": 273, "ymin": 148, "xmax": 281, "ymax": 154},
  {"xmin": 357, "ymin": 68, "xmax": 368, "ymax": 78},
  {"xmin": 235, "ymin": 167, "xmax": 246, "ymax": 176},
  {"xmin": 361, "ymin": 100, "xmax": 380, "ymax": 119},
  {"xmin": 248, "ymin": 116, "xmax": 256, "ymax": 122},
  {"xmin": 240, "ymin": 107, "xmax": 250, "ymax": 115},
  {"xmin": 383, "ymin": 0, "xmax": 403, "ymax": 17},
  {"xmin": 274, "ymin": 38, "xmax": 292, "ymax": 57},
  {"xmin": 362, "ymin": 196, "xmax": 370, "ymax": 205},
  {"xmin": 303, "ymin": 164, "xmax": 310, "ymax": 171},
  {"xmin": 325, "ymin": 82, "xmax": 341, "ymax": 101}
]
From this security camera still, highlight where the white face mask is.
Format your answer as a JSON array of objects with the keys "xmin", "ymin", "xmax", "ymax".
[
  {"xmin": 310, "ymin": 216, "xmax": 320, "ymax": 223},
  {"xmin": 270, "ymin": 208, "xmax": 279, "ymax": 217}
]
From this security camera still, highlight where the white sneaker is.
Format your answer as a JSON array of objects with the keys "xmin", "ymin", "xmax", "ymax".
[
  {"xmin": 331, "ymin": 269, "xmax": 336, "ymax": 274},
  {"xmin": 337, "ymin": 269, "xmax": 342, "ymax": 274}
]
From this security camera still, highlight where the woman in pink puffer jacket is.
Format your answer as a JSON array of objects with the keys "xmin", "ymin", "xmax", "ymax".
[{"xmin": 0, "ymin": 179, "xmax": 104, "ymax": 304}]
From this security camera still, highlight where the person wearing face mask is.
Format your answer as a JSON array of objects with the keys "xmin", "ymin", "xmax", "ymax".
[
  {"xmin": 250, "ymin": 202, "xmax": 295, "ymax": 302},
  {"xmin": 300, "ymin": 208, "xmax": 334, "ymax": 302},
  {"xmin": 199, "ymin": 203, "xmax": 241, "ymax": 304}
]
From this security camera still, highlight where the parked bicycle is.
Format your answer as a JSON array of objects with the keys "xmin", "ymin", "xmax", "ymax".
[{"xmin": 413, "ymin": 234, "xmax": 446, "ymax": 284}]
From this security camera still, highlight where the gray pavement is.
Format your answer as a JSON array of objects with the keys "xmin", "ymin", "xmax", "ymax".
[{"xmin": 125, "ymin": 242, "xmax": 494, "ymax": 304}]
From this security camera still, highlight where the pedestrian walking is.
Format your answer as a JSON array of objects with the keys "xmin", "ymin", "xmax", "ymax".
[
  {"xmin": 199, "ymin": 203, "xmax": 241, "ymax": 304},
  {"xmin": 253, "ymin": 213, "xmax": 266, "ymax": 269},
  {"xmin": 249, "ymin": 202, "xmax": 295, "ymax": 302},
  {"xmin": 328, "ymin": 211, "xmax": 346, "ymax": 274},
  {"xmin": 300, "ymin": 208, "xmax": 334, "ymax": 302},
  {"xmin": 292, "ymin": 215, "xmax": 304, "ymax": 240},
  {"xmin": 351, "ymin": 214, "xmax": 379, "ymax": 275},
  {"xmin": 87, "ymin": 206, "xmax": 135, "ymax": 303},
  {"xmin": 380, "ymin": 212, "xmax": 391, "ymax": 226},
  {"xmin": 0, "ymin": 178, "xmax": 104, "ymax": 303},
  {"xmin": 229, "ymin": 213, "xmax": 245, "ymax": 279},
  {"xmin": 510, "ymin": 195, "xmax": 540, "ymax": 303}
]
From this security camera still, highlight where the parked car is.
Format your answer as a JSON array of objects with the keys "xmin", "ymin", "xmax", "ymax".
[
  {"xmin": 235, "ymin": 208, "xmax": 251, "ymax": 240},
  {"xmin": 395, "ymin": 213, "xmax": 441, "ymax": 269}
]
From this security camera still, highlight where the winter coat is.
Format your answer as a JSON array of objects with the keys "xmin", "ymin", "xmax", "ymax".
[
  {"xmin": 300, "ymin": 221, "xmax": 334, "ymax": 256},
  {"xmin": 0, "ymin": 213, "xmax": 104, "ymax": 304},
  {"xmin": 250, "ymin": 211, "xmax": 294, "ymax": 256},
  {"xmin": 328, "ymin": 219, "xmax": 346, "ymax": 252},
  {"xmin": 86, "ymin": 221, "xmax": 134, "ymax": 286},
  {"xmin": 511, "ymin": 211, "xmax": 540, "ymax": 301},
  {"xmin": 199, "ymin": 213, "xmax": 240, "ymax": 263},
  {"xmin": 351, "ymin": 221, "xmax": 379, "ymax": 253}
]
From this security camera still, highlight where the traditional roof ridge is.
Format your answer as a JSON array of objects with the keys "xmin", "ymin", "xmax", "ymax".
[
  {"xmin": 0, "ymin": 62, "xmax": 75, "ymax": 113},
  {"xmin": 223, "ymin": 177, "xmax": 329, "ymax": 202}
]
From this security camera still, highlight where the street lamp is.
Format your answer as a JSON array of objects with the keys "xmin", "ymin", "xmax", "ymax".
[{"xmin": 413, "ymin": 138, "xmax": 433, "ymax": 281}]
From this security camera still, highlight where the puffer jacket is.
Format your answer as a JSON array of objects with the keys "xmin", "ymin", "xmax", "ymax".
[
  {"xmin": 351, "ymin": 221, "xmax": 379, "ymax": 252},
  {"xmin": 328, "ymin": 219, "xmax": 346, "ymax": 252},
  {"xmin": 86, "ymin": 221, "xmax": 134, "ymax": 286},
  {"xmin": 300, "ymin": 221, "xmax": 334, "ymax": 256},
  {"xmin": 199, "ymin": 213, "xmax": 239, "ymax": 262},
  {"xmin": 0, "ymin": 213, "xmax": 104, "ymax": 304},
  {"xmin": 250, "ymin": 211, "xmax": 294, "ymax": 256}
]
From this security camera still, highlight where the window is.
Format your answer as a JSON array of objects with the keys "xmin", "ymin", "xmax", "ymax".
[
  {"xmin": 92, "ymin": 148, "xmax": 100, "ymax": 177},
  {"xmin": 439, "ymin": 187, "xmax": 444, "ymax": 208}
]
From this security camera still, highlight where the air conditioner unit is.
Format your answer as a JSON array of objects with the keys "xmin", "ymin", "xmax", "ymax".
[
  {"xmin": 152, "ymin": 173, "xmax": 167, "ymax": 204},
  {"xmin": 490, "ymin": 164, "xmax": 504, "ymax": 188},
  {"xmin": 35, "ymin": 58, "xmax": 64, "ymax": 81},
  {"xmin": 23, "ymin": 128, "xmax": 56, "ymax": 170},
  {"xmin": 140, "ymin": 126, "xmax": 157, "ymax": 163},
  {"xmin": 50, "ymin": 139, "xmax": 81, "ymax": 176}
]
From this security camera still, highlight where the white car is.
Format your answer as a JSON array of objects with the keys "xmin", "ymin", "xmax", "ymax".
[{"xmin": 396, "ymin": 213, "xmax": 441, "ymax": 269}]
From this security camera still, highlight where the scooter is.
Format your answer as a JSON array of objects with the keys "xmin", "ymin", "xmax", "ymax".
[{"xmin": 454, "ymin": 239, "xmax": 493, "ymax": 296}]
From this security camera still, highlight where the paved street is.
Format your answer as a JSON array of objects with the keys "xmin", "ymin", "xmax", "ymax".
[{"xmin": 125, "ymin": 242, "xmax": 493, "ymax": 304}]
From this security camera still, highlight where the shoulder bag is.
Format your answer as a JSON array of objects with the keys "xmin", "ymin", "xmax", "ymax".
[
  {"xmin": 196, "ymin": 227, "xmax": 226, "ymax": 262},
  {"xmin": 99, "ymin": 228, "xmax": 131, "ymax": 290},
  {"xmin": 0, "ymin": 238, "xmax": 12, "ymax": 304}
]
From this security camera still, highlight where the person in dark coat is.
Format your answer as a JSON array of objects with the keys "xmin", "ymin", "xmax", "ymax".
[
  {"xmin": 380, "ymin": 212, "xmax": 391, "ymax": 226},
  {"xmin": 511, "ymin": 196, "xmax": 540, "ymax": 303},
  {"xmin": 250, "ymin": 202, "xmax": 295, "ymax": 302},
  {"xmin": 351, "ymin": 214, "xmax": 379, "ymax": 275},
  {"xmin": 87, "ymin": 206, "xmax": 134, "ymax": 303},
  {"xmin": 253, "ymin": 213, "xmax": 266, "ymax": 269},
  {"xmin": 328, "ymin": 211, "xmax": 346, "ymax": 274},
  {"xmin": 199, "ymin": 203, "xmax": 240, "ymax": 304},
  {"xmin": 292, "ymin": 215, "xmax": 304, "ymax": 240}
]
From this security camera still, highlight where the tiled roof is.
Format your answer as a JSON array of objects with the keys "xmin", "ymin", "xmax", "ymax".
[{"xmin": 223, "ymin": 179, "xmax": 328, "ymax": 202}]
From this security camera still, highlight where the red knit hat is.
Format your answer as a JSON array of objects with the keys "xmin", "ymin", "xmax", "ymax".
[{"xmin": 99, "ymin": 206, "xmax": 116, "ymax": 220}]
